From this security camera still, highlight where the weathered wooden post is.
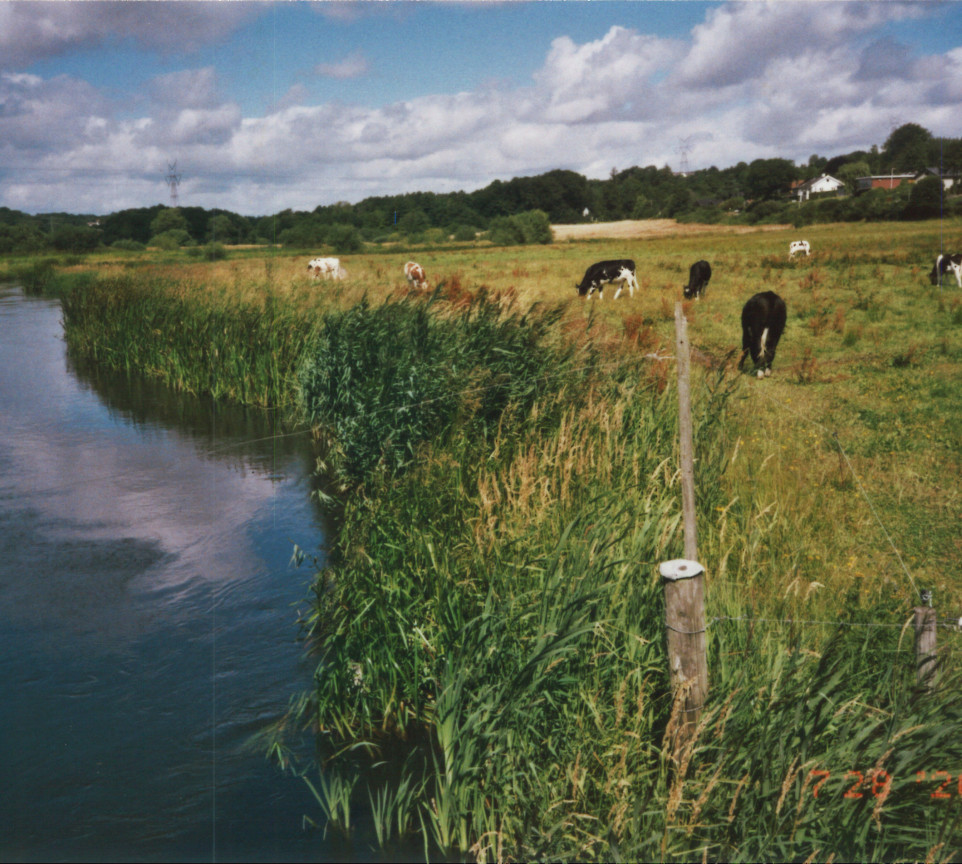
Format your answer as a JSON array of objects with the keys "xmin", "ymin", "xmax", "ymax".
[
  {"xmin": 661, "ymin": 304, "xmax": 708, "ymax": 746},
  {"xmin": 674, "ymin": 304, "xmax": 698, "ymax": 562},
  {"xmin": 661, "ymin": 559, "xmax": 709, "ymax": 736},
  {"xmin": 914, "ymin": 590, "xmax": 937, "ymax": 690}
]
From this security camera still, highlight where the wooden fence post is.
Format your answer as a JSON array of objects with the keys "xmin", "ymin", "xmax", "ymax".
[
  {"xmin": 661, "ymin": 303, "xmax": 708, "ymax": 747},
  {"xmin": 674, "ymin": 303, "xmax": 698, "ymax": 561},
  {"xmin": 661, "ymin": 559, "xmax": 709, "ymax": 739},
  {"xmin": 914, "ymin": 591, "xmax": 937, "ymax": 690}
]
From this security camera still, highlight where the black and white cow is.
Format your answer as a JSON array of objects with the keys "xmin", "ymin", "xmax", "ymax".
[
  {"xmin": 739, "ymin": 291, "xmax": 787, "ymax": 379},
  {"xmin": 929, "ymin": 253, "xmax": 962, "ymax": 288},
  {"xmin": 789, "ymin": 240, "xmax": 810, "ymax": 259},
  {"xmin": 575, "ymin": 259, "xmax": 639, "ymax": 300},
  {"xmin": 683, "ymin": 260, "xmax": 712, "ymax": 299}
]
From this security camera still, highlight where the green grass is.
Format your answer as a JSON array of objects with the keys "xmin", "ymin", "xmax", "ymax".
[{"xmin": 40, "ymin": 218, "xmax": 962, "ymax": 860}]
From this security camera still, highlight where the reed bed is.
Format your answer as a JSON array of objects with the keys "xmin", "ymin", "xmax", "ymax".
[{"xmin": 49, "ymin": 220, "xmax": 962, "ymax": 860}]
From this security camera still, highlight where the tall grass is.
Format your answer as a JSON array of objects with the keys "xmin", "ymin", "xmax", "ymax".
[{"xmin": 60, "ymin": 273, "xmax": 320, "ymax": 407}]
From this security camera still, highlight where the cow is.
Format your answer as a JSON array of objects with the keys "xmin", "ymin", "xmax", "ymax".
[
  {"xmin": 308, "ymin": 257, "xmax": 341, "ymax": 280},
  {"xmin": 404, "ymin": 260, "xmax": 428, "ymax": 290},
  {"xmin": 683, "ymin": 260, "xmax": 712, "ymax": 300},
  {"xmin": 575, "ymin": 259, "xmax": 639, "ymax": 300},
  {"xmin": 739, "ymin": 291, "xmax": 787, "ymax": 379},
  {"xmin": 789, "ymin": 240, "xmax": 811, "ymax": 259},
  {"xmin": 929, "ymin": 253, "xmax": 962, "ymax": 288}
]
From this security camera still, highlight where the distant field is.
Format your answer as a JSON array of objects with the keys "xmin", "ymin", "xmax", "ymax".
[{"xmin": 551, "ymin": 217, "xmax": 792, "ymax": 240}]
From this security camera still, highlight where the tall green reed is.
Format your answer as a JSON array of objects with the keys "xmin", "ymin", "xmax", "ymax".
[{"xmin": 60, "ymin": 274, "xmax": 320, "ymax": 407}]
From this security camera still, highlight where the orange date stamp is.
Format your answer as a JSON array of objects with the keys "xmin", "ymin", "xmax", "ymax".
[{"xmin": 808, "ymin": 769, "xmax": 961, "ymax": 800}]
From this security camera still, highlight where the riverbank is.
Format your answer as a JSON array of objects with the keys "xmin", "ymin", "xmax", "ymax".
[{"xmin": 37, "ymin": 220, "xmax": 962, "ymax": 860}]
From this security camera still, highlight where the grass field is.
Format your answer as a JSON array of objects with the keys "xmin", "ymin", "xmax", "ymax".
[{"xmin": 34, "ymin": 217, "xmax": 962, "ymax": 860}]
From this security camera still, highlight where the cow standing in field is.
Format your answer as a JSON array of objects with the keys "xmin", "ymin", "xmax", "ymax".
[
  {"xmin": 739, "ymin": 291, "xmax": 787, "ymax": 379},
  {"xmin": 404, "ymin": 261, "xmax": 428, "ymax": 290},
  {"xmin": 929, "ymin": 253, "xmax": 962, "ymax": 288},
  {"xmin": 308, "ymin": 257, "xmax": 342, "ymax": 280},
  {"xmin": 576, "ymin": 259, "xmax": 639, "ymax": 300},
  {"xmin": 789, "ymin": 240, "xmax": 811, "ymax": 259},
  {"xmin": 683, "ymin": 260, "xmax": 712, "ymax": 299}
]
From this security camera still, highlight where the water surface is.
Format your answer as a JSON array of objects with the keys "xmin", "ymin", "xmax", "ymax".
[{"xmin": 0, "ymin": 286, "xmax": 340, "ymax": 862}]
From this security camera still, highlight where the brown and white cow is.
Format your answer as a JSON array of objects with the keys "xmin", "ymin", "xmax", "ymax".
[
  {"xmin": 404, "ymin": 261, "xmax": 428, "ymax": 290},
  {"xmin": 308, "ymin": 257, "xmax": 342, "ymax": 280}
]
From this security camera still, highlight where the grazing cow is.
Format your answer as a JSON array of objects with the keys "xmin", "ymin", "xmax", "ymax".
[
  {"xmin": 575, "ymin": 259, "xmax": 639, "ymax": 300},
  {"xmin": 739, "ymin": 291, "xmax": 787, "ymax": 379},
  {"xmin": 308, "ymin": 257, "xmax": 341, "ymax": 280},
  {"xmin": 683, "ymin": 260, "xmax": 712, "ymax": 300},
  {"xmin": 789, "ymin": 240, "xmax": 811, "ymax": 259},
  {"xmin": 929, "ymin": 253, "xmax": 962, "ymax": 288},
  {"xmin": 404, "ymin": 260, "xmax": 428, "ymax": 290}
]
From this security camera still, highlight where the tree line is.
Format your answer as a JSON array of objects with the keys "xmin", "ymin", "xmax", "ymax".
[{"xmin": 1, "ymin": 123, "xmax": 959, "ymax": 256}]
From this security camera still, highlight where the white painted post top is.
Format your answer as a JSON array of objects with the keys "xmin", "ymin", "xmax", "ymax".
[{"xmin": 659, "ymin": 559, "xmax": 704, "ymax": 581}]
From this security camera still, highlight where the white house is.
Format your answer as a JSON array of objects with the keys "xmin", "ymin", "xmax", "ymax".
[
  {"xmin": 794, "ymin": 174, "xmax": 845, "ymax": 202},
  {"xmin": 914, "ymin": 167, "xmax": 961, "ymax": 191}
]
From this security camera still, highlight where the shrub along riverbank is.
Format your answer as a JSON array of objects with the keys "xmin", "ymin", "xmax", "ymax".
[{"xmin": 46, "ymin": 237, "xmax": 962, "ymax": 861}]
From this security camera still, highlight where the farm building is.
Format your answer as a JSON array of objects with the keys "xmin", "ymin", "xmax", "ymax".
[
  {"xmin": 856, "ymin": 173, "xmax": 916, "ymax": 192},
  {"xmin": 793, "ymin": 173, "xmax": 845, "ymax": 202}
]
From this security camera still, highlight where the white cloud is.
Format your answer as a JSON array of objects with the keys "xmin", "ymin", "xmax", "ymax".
[
  {"xmin": 2, "ymin": 5, "xmax": 961, "ymax": 215},
  {"xmin": 534, "ymin": 26, "xmax": 682, "ymax": 123},
  {"xmin": 678, "ymin": 1, "xmax": 925, "ymax": 89}
]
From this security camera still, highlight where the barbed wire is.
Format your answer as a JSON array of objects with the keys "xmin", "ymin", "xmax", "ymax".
[{"xmin": 711, "ymin": 615, "xmax": 962, "ymax": 631}]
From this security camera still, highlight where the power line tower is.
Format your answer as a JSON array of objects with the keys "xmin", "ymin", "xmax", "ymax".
[
  {"xmin": 676, "ymin": 136, "xmax": 694, "ymax": 175},
  {"xmin": 164, "ymin": 160, "xmax": 182, "ymax": 207}
]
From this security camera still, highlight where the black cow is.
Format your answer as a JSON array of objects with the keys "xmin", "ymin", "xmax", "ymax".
[
  {"xmin": 575, "ymin": 259, "xmax": 638, "ymax": 300},
  {"xmin": 683, "ymin": 260, "xmax": 711, "ymax": 299},
  {"xmin": 929, "ymin": 253, "xmax": 962, "ymax": 288},
  {"xmin": 739, "ymin": 291, "xmax": 787, "ymax": 378}
]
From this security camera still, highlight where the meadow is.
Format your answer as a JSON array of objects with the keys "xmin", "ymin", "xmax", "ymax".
[{"xmin": 20, "ymin": 217, "xmax": 962, "ymax": 861}]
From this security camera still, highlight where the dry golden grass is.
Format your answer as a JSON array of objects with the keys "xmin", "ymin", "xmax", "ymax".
[{"xmin": 551, "ymin": 218, "xmax": 792, "ymax": 241}]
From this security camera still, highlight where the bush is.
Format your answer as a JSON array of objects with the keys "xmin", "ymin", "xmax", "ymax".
[
  {"xmin": 905, "ymin": 176, "xmax": 944, "ymax": 220},
  {"xmin": 203, "ymin": 242, "xmax": 227, "ymax": 261},
  {"xmin": 327, "ymin": 223, "xmax": 364, "ymax": 254},
  {"xmin": 487, "ymin": 210, "xmax": 553, "ymax": 246},
  {"xmin": 111, "ymin": 239, "xmax": 146, "ymax": 252},
  {"xmin": 451, "ymin": 224, "xmax": 479, "ymax": 242},
  {"xmin": 151, "ymin": 229, "xmax": 191, "ymax": 250},
  {"xmin": 487, "ymin": 216, "xmax": 525, "ymax": 246},
  {"xmin": 51, "ymin": 224, "xmax": 101, "ymax": 253}
]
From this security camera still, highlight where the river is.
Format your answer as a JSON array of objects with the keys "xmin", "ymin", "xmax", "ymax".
[{"xmin": 0, "ymin": 286, "xmax": 354, "ymax": 861}]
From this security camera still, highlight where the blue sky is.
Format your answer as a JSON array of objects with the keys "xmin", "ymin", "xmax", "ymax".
[{"xmin": 2, "ymin": 1, "xmax": 961, "ymax": 215}]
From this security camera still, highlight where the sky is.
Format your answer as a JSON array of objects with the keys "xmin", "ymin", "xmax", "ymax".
[{"xmin": 1, "ymin": 0, "xmax": 961, "ymax": 217}]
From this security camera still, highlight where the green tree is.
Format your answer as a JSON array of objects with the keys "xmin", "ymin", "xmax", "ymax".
[
  {"xmin": 150, "ymin": 208, "xmax": 189, "ymax": 239},
  {"xmin": 207, "ymin": 214, "xmax": 234, "ymax": 243},
  {"xmin": 744, "ymin": 158, "xmax": 797, "ymax": 201},
  {"xmin": 837, "ymin": 161, "xmax": 871, "ymax": 194},
  {"xmin": 882, "ymin": 123, "xmax": 932, "ymax": 173},
  {"xmin": 906, "ymin": 175, "xmax": 943, "ymax": 219}
]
